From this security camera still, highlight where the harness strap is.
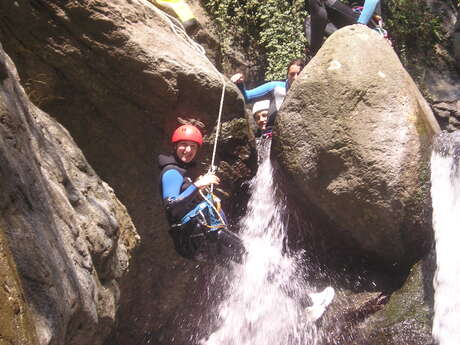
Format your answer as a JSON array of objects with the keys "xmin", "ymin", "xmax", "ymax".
[{"xmin": 179, "ymin": 197, "xmax": 212, "ymax": 225}]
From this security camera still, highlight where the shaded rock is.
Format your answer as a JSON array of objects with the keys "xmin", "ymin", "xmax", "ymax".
[
  {"xmin": 433, "ymin": 108, "xmax": 451, "ymax": 119},
  {"xmin": 362, "ymin": 259, "xmax": 434, "ymax": 345},
  {"xmin": 0, "ymin": 225, "xmax": 39, "ymax": 345},
  {"xmin": 0, "ymin": 1, "xmax": 255, "ymax": 345},
  {"xmin": 318, "ymin": 253, "xmax": 435, "ymax": 345},
  {"xmin": 449, "ymin": 116, "xmax": 460, "ymax": 127},
  {"xmin": 0, "ymin": 43, "xmax": 139, "ymax": 345},
  {"xmin": 434, "ymin": 101, "xmax": 458, "ymax": 113},
  {"xmin": 274, "ymin": 25, "xmax": 440, "ymax": 268},
  {"xmin": 318, "ymin": 290, "xmax": 387, "ymax": 345}
]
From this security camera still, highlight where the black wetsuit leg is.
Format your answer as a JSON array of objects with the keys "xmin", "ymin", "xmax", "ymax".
[
  {"xmin": 308, "ymin": 0, "xmax": 329, "ymax": 57},
  {"xmin": 307, "ymin": 0, "xmax": 357, "ymax": 56},
  {"xmin": 327, "ymin": 0, "xmax": 357, "ymax": 28},
  {"xmin": 217, "ymin": 228, "xmax": 246, "ymax": 262}
]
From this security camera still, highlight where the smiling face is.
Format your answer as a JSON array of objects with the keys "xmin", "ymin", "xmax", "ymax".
[
  {"xmin": 254, "ymin": 110, "xmax": 269, "ymax": 130},
  {"xmin": 175, "ymin": 140, "xmax": 199, "ymax": 163}
]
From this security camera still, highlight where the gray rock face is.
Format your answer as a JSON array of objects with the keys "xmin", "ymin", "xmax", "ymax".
[
  {"xmin": 0, "ymin": 1, "xmax": 254, "ymax": 345},
  {"xmin": 0, "ymin": 44, "xmax": 139, "ymax": 345},
  {"xmin": 274, "ymin": 25, "xmax": 439, "ymax": 267}
]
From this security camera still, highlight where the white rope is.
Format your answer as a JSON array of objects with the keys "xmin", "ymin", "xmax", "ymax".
[
  {"xmin": 139, "ymin": 0, "xmax": 206, "ymax": 56},
  {"xmin": 210, "ymin": 79, "xmax": 226, "ymax": 172},
  {"xmin": 140, "ymin": 0, "xmax": 227, "ymax": 190}
]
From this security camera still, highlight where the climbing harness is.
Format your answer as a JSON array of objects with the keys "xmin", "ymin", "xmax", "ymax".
[{"xmin": 178, "ymin": 190, "xmax": 227, "ymax": 230}]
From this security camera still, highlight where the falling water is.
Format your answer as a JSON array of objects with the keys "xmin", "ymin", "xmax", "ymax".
[
  {"xmin": 431, "ymin": 131, "xmax": 460, "ymax": 345},
  {"xmin": 202, "ymin": 139, "xmax": 320, "ymax": 345}
]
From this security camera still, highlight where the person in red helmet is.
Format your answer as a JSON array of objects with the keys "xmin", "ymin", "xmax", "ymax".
[{"xmin": 158, "ymin": 120, "xmax": 245, "ymax": 261}]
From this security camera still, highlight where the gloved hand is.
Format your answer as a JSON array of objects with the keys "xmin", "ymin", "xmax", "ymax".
[
  {"xmin": 230, "ymin": 73, "xmax": 244, "ymax": 84},
  {"xmin": 194, "ymin": 172, "xmax": 220, "ymax": 189}
]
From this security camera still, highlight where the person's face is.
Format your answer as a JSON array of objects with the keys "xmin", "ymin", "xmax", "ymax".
[
  {"xmin": 175, "ymin": 140, "xmax": 199, "ymax": 163},
  {"xmin": 287, "ymin": 64, "xmax": 302, "ymax": 87},
  {"xmin": 254, "ymin": 110, "xmax": 269, "ymax": 130}
]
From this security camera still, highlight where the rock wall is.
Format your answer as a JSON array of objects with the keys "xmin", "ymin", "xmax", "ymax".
[
  {"xmin": 0, "ymin": 43, "xmax": 139, "ymax": 345},
  {"xmin": 0, "ymin": 225, "xmax": 39, "ymax": 345},
  {"xmin": 0, "ymin": 1, "xmax": 255, "ymax": 345}
]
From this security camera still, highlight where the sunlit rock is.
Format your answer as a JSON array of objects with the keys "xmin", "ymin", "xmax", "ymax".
[{"xmin": 274, "ymin": 25, "xmax": 440, "ymax": 268}]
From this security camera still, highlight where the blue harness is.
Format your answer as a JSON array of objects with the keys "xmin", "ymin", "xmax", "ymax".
[{"xmin": 179, "ymin": 193, "xmax": 225, "ymax": 231}]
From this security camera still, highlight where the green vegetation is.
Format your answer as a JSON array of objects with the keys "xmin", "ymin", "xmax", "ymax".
[
  {"xmin": 382, "ymin": 0, "xmax": 445, "ymax": 64},
  {"xmin": 203, "ymin": 0, "xmax": 446, "ymax": 79},
  {"xmin": 202, "ymin": 0, "xmax": 307, "ymax": 80}
]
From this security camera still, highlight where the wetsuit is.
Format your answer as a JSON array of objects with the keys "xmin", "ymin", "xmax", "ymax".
[
  {"xmin": 158, "ymin": 154, "xmax": 244, "ymax": 261},
  {"xmin": 306, "ymin": 0, "xmax": 381, "ymax": 56},
  {"xmin": 237, "ymin": 80, "xmax": 289, "ymax": 132}
]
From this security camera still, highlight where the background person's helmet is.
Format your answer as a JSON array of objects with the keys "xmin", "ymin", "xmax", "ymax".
[
  {"xmin": 252, "ymin": 100, "xmax": 270, "ymax": 116},
  {"xmin": 171, "ymin": 124, "xmax": 203, "ymax": 146}
]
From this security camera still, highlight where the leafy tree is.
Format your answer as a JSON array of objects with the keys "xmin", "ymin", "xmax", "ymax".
[{"xmin": 203, "ymin": 0, "xmax": 307, "ymax": 80}]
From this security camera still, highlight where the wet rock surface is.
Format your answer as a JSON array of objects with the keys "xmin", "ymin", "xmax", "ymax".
[{"xmin": 363, "ymin": 258, "xmax": 435, "ymax": 345}]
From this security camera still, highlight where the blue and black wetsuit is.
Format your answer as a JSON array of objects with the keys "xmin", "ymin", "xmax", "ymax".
[
  {"xmin": 237, "ymin": 80, "xmax": 289, "ymax": 132},
  {"xmin": 158, "ymin": 154, "xmax": 244, "ymax": 261},
  {"xmin": 305, "ymin": 0, "xmax": 381, "ymax": 56}
]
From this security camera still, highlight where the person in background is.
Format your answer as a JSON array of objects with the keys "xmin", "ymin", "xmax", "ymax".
[
  {"xmin": 251, "ymin": 99, "xmax": 272, "ymax": 138},
  {"xmin": 158, "ymin": 120, "xmax": 244, "ymax": 261},
  {"xmin": 230, "ymin": 58, "xmax": 305, "ymax": 130},
  {"xmin": 306, "ymin": 0, "xmax": 381, "ymax": 56}
]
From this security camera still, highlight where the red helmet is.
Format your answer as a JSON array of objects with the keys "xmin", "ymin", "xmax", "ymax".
[{"xmin": 171, "ymin": 125, "xmax": 203, "ymax": 146}]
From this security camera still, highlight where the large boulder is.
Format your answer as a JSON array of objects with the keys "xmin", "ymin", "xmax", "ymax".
[
  {"xmin": 0, "ymin": 1, "xmax": 255, "ymax": 344},
  {"xmin": 274, "ymin": 25, "xmax": 440, "ymax": 268},
  {"xmin": 0, "ymin": 43, "xmax": 139, "ymax": 345}
]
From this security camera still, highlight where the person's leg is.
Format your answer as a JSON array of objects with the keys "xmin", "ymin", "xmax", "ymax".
[
  {"xmin": 217, "ymin": 228, "xmax": 246, "ymax": 262},
  {"xmin": 326, "ymin": 0, "xmax": 357, "ymax": 28},
  {"xmin": 308, "ymin": 0, "xmax": 329, "ymax": 57}
]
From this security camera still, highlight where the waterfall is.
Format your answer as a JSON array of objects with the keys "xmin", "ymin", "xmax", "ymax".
[
  {"xmin": 202, "ymin": 139, "xmax": 324, "ymax": 345},
  {"xmin": 431, "ymin": 131, "xmax": 460, "ymax": 345}
]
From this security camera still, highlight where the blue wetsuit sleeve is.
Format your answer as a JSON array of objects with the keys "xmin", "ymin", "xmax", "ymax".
[
  {"xmin": 162, "ymin": 169, "xmax": 199, "ymax": 221},
  {"xmin": 357, "ymin": 0, "xmax": 380, "ymax": 24},
  {"xmin": 162, "ymin": 169, "xmax": 197, "ymax": 201},
  {"xmin": 237, "ymin": 81, "xmax": 284, "ymax": 103}
]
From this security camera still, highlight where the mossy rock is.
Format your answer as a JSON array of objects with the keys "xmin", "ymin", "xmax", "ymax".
[{"xmin": 364, "ymin": 260, "xmax": 434, "ymax": 345}]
